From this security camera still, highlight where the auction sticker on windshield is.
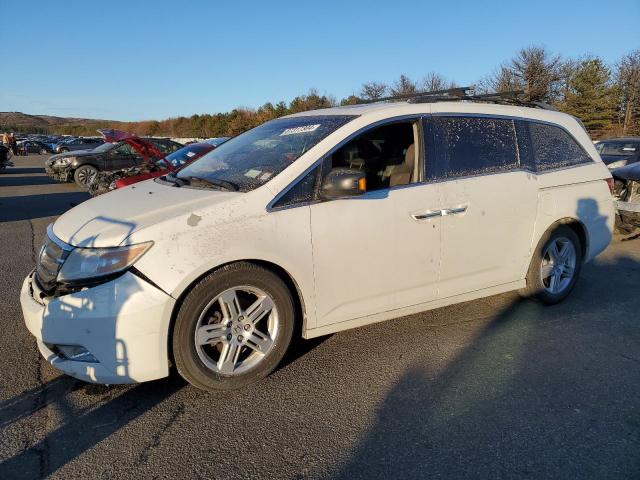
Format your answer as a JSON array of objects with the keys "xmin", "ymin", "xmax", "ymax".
[{"xmin": 280, "ymin": 124, "xmax": 320, "ymax": 136}]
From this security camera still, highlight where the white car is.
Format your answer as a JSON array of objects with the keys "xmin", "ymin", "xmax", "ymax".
[{"xmin": 21, "ymin": 99, "xmax": 615, "ymax": 391}]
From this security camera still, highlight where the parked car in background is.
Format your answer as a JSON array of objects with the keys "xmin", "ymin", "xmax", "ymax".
[
  {"xmin": 595, "ymin": 137, "xmax": 640, "ymax": 170},
  {"xmin": 611, "ymin": 161, "xmax": 640, "ymax": 233},
  {"xmin": 18, "ymin": 140, "xmax": 54, "ymax": 155},
  {"xmin": 0, "ymin": 144, "xmax": 13, "ymax": 170},
  {"xmin": 89, "ymin": 141, "xmax": 214, "ymax": 196},
  {"xmin": 54, "ymin": 137, "xmax": 104, "ymax": 153},
  {"xmin": 22, "ymin": 99, "xmax": 614, "ymax": 391},
  {"xmin": 45, "ymin": 135, "xmax": 183, "ymax": 189}
]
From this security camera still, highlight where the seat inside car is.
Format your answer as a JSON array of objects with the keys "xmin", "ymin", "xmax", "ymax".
[{"xmin": 388, "ymin": 143, "xmax": 415, "ymax": 186}]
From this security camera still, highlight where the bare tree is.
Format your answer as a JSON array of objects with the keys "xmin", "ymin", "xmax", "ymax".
[
  {"xmin": 420, "ymin": 72, "xmax": 449, "ymax": 92},
  {"xmin": 477, "ymin": 46, "xmax": 561, "ymax": 102},
  {"xmin": 390, "ymin": 74, "xmax": 417, "ymax": 97},
  {"xmin": 476, "ymin": 65, "xmax": 523, "ymax": 94},
  {"xmin": 360, "ymin": 81, "xmax": 388, "ymax": 100},
  {"xmin": 510, "ymin": 46, "xmax": 562, "ymax": 101},
  {"xmin": 615, "ymin": 49, "xmax": 640, "ymax": 135}
]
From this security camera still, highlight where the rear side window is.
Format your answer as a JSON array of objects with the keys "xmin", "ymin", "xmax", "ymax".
[
  {"xmin": 424, "ymin": 116, "xmax": 518, "ymax": 180},
  {"xmin": 516, "ymin": 121, "xmax": 592, "ymax": 172}
]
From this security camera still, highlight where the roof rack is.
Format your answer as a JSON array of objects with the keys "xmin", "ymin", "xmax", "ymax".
[{"xmin": 361, "ymin": 86, "xmax": 557, "ymax": 111}]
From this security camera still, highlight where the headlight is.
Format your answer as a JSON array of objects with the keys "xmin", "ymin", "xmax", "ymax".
[
  {"xmin": 58, "ymin": 242, "xmax": 153, "ymax": 283},
  {"xmin": 53, "ymin": 157, "xmax": 72, "ymax": 166}
]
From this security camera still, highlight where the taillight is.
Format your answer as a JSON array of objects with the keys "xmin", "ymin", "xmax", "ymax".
[{"xmin": 605, "ymin": 177, "xmax": 614, "ymax": 195}]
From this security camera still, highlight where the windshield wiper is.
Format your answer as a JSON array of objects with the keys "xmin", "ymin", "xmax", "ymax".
[
  {"xmin": 163, "ymin": 172, "xmax": 188, "ymax": 187},
  {"xmin": 185, "ymin": 176, "xmax": 239, "ymax": 192}
]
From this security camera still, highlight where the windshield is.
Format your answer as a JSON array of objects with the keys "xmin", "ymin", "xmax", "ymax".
[
  {"xmin": 91, "ymin": 142, "xmax": 117, "ymax": 153},
  {"xmin": 596, "ymin": 142, "xmax": 638, "ymax": 156},
  {"xmin": 158, "ymin": 143, "xmax": 213, "ymax": 168},
  {"xmin": 176, "ymin": 115, "xmax": 355, "ymax": 192}
]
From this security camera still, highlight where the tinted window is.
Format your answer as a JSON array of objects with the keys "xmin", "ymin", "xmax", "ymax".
[
  {"xmin": 272, "ymin": 165, "xmax": 320, "ymax": 209},
  {"xmin": 424, "ymin": 116, "xmax": 518, "ymax": 179},
  {"xmin": 113, "ymin": 143, "xmax": 133, "ymax": 155},
  {"xmin": 160, "ymin": 144, "xmax": 213, "ymax": 168},
  {"xmin": 517, "ymin": 121, "xmax": 592, "ymax": 172}
]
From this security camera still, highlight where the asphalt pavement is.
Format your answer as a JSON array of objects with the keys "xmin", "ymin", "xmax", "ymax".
[{"xmin": 0, "ymin": 155, "xmax": 639, "ymax": 479}]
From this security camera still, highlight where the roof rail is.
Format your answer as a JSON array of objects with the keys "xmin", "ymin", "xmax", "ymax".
[
  {"xmin": 360, "ymin": 86, "xmax": 557, "ymax": 111},
  {"xmin": 360, "ymin": 86, "xmax": 471, "ymax": 104}
]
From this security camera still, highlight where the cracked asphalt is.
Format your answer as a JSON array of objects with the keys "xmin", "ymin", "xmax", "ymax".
[{"xmin": 0, "ymin": 155, "xmax": 639, "ymax": 479}]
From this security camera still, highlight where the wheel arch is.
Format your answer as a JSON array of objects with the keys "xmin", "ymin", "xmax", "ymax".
[
  {"xmin": 166, "ymin": 259, "xmax": 307, "ymax": 368},
  {"xmin": 540, "ymin": 217, "xmax": 589, "ymax": 261}
]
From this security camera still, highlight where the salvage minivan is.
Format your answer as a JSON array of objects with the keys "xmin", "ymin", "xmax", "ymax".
[{"xmin": 21, "ymin": 99, "xmax": 615, "ymax": 391}]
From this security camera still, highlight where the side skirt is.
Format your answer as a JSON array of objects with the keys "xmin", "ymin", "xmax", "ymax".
[{"xmin": 302, "ymin": 280, "xmax": 526, "ymax": 339}]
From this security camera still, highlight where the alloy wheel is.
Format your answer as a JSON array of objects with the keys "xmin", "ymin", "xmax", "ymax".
[
  {"xmin": 77, "ymin": 168, "xmax": 97, "ymax": 186},
  {"xmin": 540, "ymin": 236, "xmax": 577, "ymax": 294},
  {"xmin": 194, "ymin": 286, "xmax": 278, "ymax": 375}
]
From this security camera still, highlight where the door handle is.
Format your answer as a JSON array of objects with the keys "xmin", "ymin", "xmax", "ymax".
[
  {"xmin": 411, "ymin": 210, "xmax": 442, "ymax": 221},
  {"xmin": 441, "ymin": 206, "xmax": 467, "ymax": 216}
]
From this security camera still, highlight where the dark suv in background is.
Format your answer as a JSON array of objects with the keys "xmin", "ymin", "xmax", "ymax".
[
  {"xmin": 54, "ymin": 137, "xmax": 104, "ymax": 153},
  {"xmin": 45, "ymin": 138, "xmax": 183, "ymax": 189},
  {"xmin": 595, "ymin": 137, "xmax": 640, "ymax": 170}
]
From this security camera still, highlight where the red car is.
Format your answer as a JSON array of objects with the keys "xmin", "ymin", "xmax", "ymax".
[
  {"xmin": 89, "ymin": 129, "xmax": 215, "ymax": 196},
  {"xmin": 114, "ymin": 142, "xmax": 215, "ymax": 188}
]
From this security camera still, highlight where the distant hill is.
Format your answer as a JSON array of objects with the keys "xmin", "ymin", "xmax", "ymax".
[{"xmin": 0, "ymin": 112, "xmax": 121, "ymax": 133}]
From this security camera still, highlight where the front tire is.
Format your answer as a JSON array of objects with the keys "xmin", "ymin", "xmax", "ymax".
[
  {"xmin": 522, "ymin": 225, "xmax": 583, "ymax": 305},
  {"xmin": 173, "ymin": 262, "xmax": 295, "ymax": 391},
  {"xmin": 73, "ymin": 165, "xmax": 98, "ymax": 189}
]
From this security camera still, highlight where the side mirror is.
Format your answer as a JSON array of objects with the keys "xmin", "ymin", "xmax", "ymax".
[{"xmin": 320, "ymin": 168, "xmax": 367, "ymax": 200}]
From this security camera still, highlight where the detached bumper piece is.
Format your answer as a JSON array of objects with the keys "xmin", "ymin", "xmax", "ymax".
[{"xmin": 615, "ymin": 201, "xmax": 640, "ymax": 231}]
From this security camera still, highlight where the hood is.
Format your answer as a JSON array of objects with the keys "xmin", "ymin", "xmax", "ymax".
[
  {"xmin": 611, "ymin": 162, "xmax": 640, "ymax": 181},
  {"xmin": 53, "ymin": 179, "xmax": 238, "ymax": 247},
  {"xmin": 47, "ymin": 149, "xmax": 102, "ymax": 164}
]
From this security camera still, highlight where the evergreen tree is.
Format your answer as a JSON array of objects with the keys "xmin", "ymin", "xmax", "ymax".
[{"xmin": 560, "ymin": 57, "xmax": 617, "ymax": 133}]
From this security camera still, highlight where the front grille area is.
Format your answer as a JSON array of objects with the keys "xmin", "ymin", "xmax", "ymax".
[{"xmin": 35, "ymin": 228, "xmax": 71, "ymax": 293}]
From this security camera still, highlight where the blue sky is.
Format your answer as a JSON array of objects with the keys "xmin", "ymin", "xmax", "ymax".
[{"xmin": 1, "ymin": 0, "xmax": 638, "ymax": 121}]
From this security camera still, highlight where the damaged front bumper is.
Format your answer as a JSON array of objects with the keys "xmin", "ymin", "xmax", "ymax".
[
  {"xmin": 45, "ymin": 165, "xmax": 72, "ymax": 182},
  {"xmin": 20, "ymin": 271, "xmax": 175, "ymax": 384}
]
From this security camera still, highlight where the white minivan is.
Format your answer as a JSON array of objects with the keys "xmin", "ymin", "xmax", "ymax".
[{"xmin": 21, "ymin": 99, "xmax": 615, "ymax": 391}]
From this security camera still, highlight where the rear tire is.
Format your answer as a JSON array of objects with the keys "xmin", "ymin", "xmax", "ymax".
[
  {"xmin": 73, "ymin": 165, "xmax": 98, "ymax": 189},
  {"xmin": 173, "ymin": 262, "xmax": 295, "ymax": 391},
  {"xmin": 521, "ymin": 225, "xmax": 583, "ymax": 305}
]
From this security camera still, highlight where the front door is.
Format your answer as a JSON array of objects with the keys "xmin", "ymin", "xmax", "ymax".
[
  {"xmin": 107, "ymin": 143, "xmax": 136, "ymax": 171},
  {"xmin": 310, "ymin": 119, "xmax": 442, "ymax": 327}
]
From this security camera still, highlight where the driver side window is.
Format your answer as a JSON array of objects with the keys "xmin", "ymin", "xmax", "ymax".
[
  {"xmin": 271, "ymin": 120, "xmax": 420, "ymax": 210},
  {"xmin": 113, "ymin": 143, "xmax": 133, "ymax": 155},
  {"xmin": 322, "ymin": 121, "xmax": 418, "ymax": 192}
]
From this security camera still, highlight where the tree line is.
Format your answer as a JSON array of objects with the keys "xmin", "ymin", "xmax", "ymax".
[{"xmin": 9, "ymin": 46, "xmax": 640, "ymax": 140}]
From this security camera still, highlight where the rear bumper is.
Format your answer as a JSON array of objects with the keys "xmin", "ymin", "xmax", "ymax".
[{"xmin": 20, "ymin": 271, "xmax": 175, "ymax": 384}]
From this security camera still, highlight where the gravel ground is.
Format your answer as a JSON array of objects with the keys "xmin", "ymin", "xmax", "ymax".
[{"xmin": 0, "ymin": 155, "xmax": 639, "ymax": 479}]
